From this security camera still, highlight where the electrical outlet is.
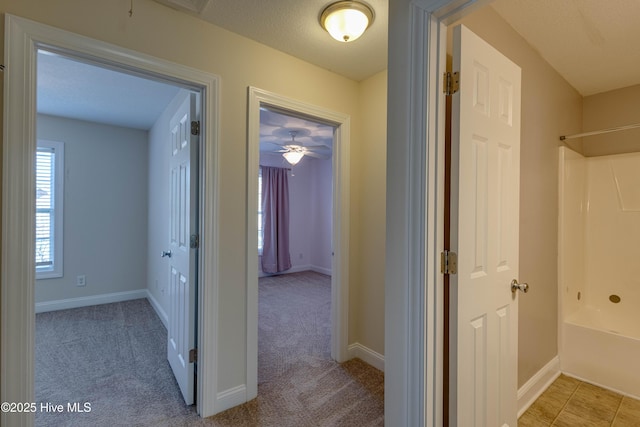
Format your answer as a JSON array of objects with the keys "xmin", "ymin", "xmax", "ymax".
[{"xmin": 76, "ymin": 275, "xmax": 86, "ymax": 287}]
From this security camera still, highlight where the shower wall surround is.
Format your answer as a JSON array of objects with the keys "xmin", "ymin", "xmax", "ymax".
[{"xmin": 558, "ymin": 146, "xmax": 640, "ymax": 398}]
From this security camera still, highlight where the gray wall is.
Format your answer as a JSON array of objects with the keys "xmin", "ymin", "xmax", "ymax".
[{"xmin": 35, "ymin": 114, "xmax": 149, "ymax": 303}]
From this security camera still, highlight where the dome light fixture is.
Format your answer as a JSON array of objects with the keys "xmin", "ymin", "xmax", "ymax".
[{"xmin": 320, "ymin": 1, "xmax": 374, "ymax": 43}]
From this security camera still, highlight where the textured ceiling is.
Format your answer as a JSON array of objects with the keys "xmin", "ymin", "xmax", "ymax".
[
  {"xmin": 37, "ymin": 51, "xmax": 332, "ymax": 155},
  {"xmin": 260, "ymin": 108, "xmax": 334, "ymax": 159},
  {"xmin": 491, "ymin": 0, "xmax": 640, "ymax": 96},
  {"xmin": 161, "ymin": 0, "xmax": 389, "ymax": 82},
  {"xmin": 37, "ymin": 1, "xmax": 640, "ymax": 133},
  {"xmin": 167, "ymin": 0, "xmax": 640, "ymax": 94}
]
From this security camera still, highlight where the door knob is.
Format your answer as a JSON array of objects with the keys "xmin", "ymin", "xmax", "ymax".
[
  {"xmin": 161, "ymin": 250, "xmax": 172, "ymax": 258},
  {"xmin": 511, "ymin": 279, "xmax": 528, "ymax": 293}
]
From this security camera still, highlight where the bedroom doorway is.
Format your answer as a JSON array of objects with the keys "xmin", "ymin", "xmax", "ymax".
[
  {"xmin": 34, "ymin": 46, "xmax": 201, "ymax": 411},
  {"xmin": 245, "ymin": 87, "xmax": 351, "ymax": 400},
  {"xmin": 256, "ymin": 107, "xmax": 335, "ymax": 383},
  {"xmin": 2, "ymin": 15, "xmax": 221, "ymax": 421}
]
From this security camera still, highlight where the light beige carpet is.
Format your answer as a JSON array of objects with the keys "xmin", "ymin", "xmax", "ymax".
[{"xmin": 35, "ymin": 271, "xmax": 384, "ymax": 426}]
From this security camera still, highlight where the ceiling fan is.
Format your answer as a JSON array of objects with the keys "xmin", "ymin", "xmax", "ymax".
[{"xmin": 267, "ymin": 130, "xmax": 332, "ymax": 165}]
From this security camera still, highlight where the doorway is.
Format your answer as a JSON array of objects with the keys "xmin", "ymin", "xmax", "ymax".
[
  {"xmin": 2, "ymin": 15, "xmax": 221, "ymax": 421},
  {"xmin": 42, "ymin": 47, "xmax": 206, "ymax": 412},
  {"xmin": 35, "ymin": 47, "xmax": 201, "ymax": 406},
  {"xmin": 256, "ymin": 107, "xmax": 335, "ymax": 382},
  {"xmin": 245, "ymin": 87, "xmax": 351, "ymax": 400}
]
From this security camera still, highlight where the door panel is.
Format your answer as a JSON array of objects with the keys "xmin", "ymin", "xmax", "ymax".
[
  {"xmin": 450, "ymin": 25, "xmax": 521, "ymax": 427},
  {"xmin": 167, "ymin": 92, "xmax": 198, "ymax": 405}
]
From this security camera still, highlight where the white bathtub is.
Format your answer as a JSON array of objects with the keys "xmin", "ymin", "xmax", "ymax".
[
  {"xmin": 562, "ymin": 307, "xmax": 640, "ymax": 398},
  {"xmin": 558, "ymin": 147, "xmax": 640, "ymax": 399}
]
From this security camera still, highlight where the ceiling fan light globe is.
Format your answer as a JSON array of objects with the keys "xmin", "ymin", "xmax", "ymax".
[{"xmin": 283, "ymin": 151, "xmax": 304, "ymax": 165}]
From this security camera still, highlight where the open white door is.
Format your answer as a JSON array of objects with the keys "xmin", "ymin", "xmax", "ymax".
[
  {"xmin": 167, "ymin": 92, "xmax": 198, "ymax": 405},
  {"xmin": 450, "ymin": 25, "xmax": 522, "ymax": 426}
]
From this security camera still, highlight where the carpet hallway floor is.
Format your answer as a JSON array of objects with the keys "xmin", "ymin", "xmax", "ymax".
[{"xmin": 35, "ymin": 271, "xmax": 384, "ymax": 426}]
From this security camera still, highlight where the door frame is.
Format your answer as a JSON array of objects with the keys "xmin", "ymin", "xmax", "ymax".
[
  {"xmin": 1, "ymin": 14, "xmax": 221, "ymax": 424},
  {"xmin": 246, "ymin": 87, "xmax": 350, "ymax": 399},
  {"xmin": 385, "ymin": 0, "xmax": 493, "ymax": 425}
]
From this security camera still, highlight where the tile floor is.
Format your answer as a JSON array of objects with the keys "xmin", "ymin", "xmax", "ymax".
[{"xmin": 518, "ymin": 374, "xmax": 640, "ymax": 426}]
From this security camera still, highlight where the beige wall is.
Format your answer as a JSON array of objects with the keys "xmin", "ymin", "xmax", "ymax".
[
  {"xmin": 351, "ymin": 70, "xmax": 387, "ymax": 355},
  {"xmin": 583, "ymin": 84, "xmax": 640, "ymax": 156},
  {"xmin": 453, "ymin": 6, "xmax": 583, "ymax": 387},
  {"xmin": 0, "ymin": 0, "xmax": 387, "ymax": 393}
]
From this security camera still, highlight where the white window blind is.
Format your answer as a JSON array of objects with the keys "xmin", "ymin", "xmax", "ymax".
[{"xmin": 36, "ymin": 140, "xmax": 64, "ymax": 279}]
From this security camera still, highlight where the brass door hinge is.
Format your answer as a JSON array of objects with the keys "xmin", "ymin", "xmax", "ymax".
[
  {"xmin": 443, "ymin": 71, "xmax": 460, "ymax": 96},
  {"xmin": 191, "ymin": 120, "xmax": 200, "ymax": 136},
  {"xmin": 441, "ymin": 250, "xmax": 458, "ymax": 275}
]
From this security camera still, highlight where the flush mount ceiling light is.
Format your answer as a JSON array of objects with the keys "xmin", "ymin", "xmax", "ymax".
[{"xmin": 320, "ymin": 1, "xmax": 374, "ymax": 43}]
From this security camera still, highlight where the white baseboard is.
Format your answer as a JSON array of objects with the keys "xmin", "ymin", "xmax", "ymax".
[
  {"xmin": 287, "ymin": 264, "xmax": 312, "ymax": 274},
  {"xmin": 348, "ymin": 342, "xmax": 385, "ymax": 372},
  {"xmin": 259, "ymin": 264, "xmax": 333, "ymax": 277},
  {"xmin": 35, "ymin": 289, "xmax": 147, "ymax": 313},
  {"xmin": 146, "ymin": 290, "xmax": 169, "ymax": 329},
  {"xmin": 517, "ymin": 356, "xmax": 560, "ymax": 417},
  {"xmin": 310, "ymin": 265, "xmax": 332, "ymax": 276},
  {"xmin": 216, "ymin": 385, "xmax": 247, "ymax": 413}
]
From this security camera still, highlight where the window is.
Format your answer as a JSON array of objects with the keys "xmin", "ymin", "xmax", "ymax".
[
  {"xmin": 258, "ymin": 167, "xmax": 263, "ymax": 254},
  {"xmin": 36, "ymin": 140, "xmax": 64, "ymax": 279}
]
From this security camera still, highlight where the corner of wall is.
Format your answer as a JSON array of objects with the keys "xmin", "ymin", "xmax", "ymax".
[{"xmin": 517, "ymin": 356, "xmax": 560, "ymax": 417}]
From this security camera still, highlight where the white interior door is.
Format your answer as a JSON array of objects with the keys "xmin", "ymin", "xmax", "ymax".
[
  {"xmin": 167, "ymin": 92, "xmax": 198, "ymax": 405},
  {"xmin": 450, "ymin": 25, "xmax": 522, "ymax": 427}
]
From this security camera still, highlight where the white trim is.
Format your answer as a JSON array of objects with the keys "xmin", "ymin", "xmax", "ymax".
[
  {"xmin": 35, "ymin": 290, "xmax": 147, "ymax": 314},
  {"xmin": 198, "ymin": 52, "xmax": 221, "ymax": 419},
  {"xmin": 246, "ymin": 87, "xmax": 350, "ymax": 401},
  {"xmin": 386, "ymin": 1, "xmax": 494, "ymax": 426},
  {"xmin": 258, "ymin": 265, "xmax": 332, "ymax": 278},
  {"xmin": 517, "ymin": 356, "xmax": 560, "ymax": 418},
  {"xmin": 348, "ymin": 343, "xmax": 385, "ymax": 372},
  {"xmin": 146, "ymin": 290, "xmax": 170, "ymax": 329},
  {"xmin": 385, "ymin": 4, "xmax": 443, "ymax": 426},
  {"xmin": 36, "ymin": 289, "xmax": 171, "ymax": 333},
  {"xmin": 3, "ymin": 16, "xmax": 39, "ymax": 425},
  {"xmin": 1, "ymin": 14, "xmax": 221, "ymax": 425},
  {"xmin": 216, "ymin": 385, "xmax": 247, "ymax": 413},
  {"xmin": 311, "ymin": 265, "xmax": 333, "ymax": 276}
]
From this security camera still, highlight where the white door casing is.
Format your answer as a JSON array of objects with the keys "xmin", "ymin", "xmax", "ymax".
[
  {"xmin": 2, "ymin": 14, "xmax": 222, "ymax": 425},
  {"xmin": 450, "ymin": 25, "xmax": 521, "ymax": 427},
  {"xmin": 386, "ymin": 0, "xmax": 496, "ymax": 425},
  {"xmin": 167, "ymin": 93, "xmax": 199, "ymax": 405},
  {"xmin": 246, "ymin": 87, "xmax": 350, "ymax": 400}
]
